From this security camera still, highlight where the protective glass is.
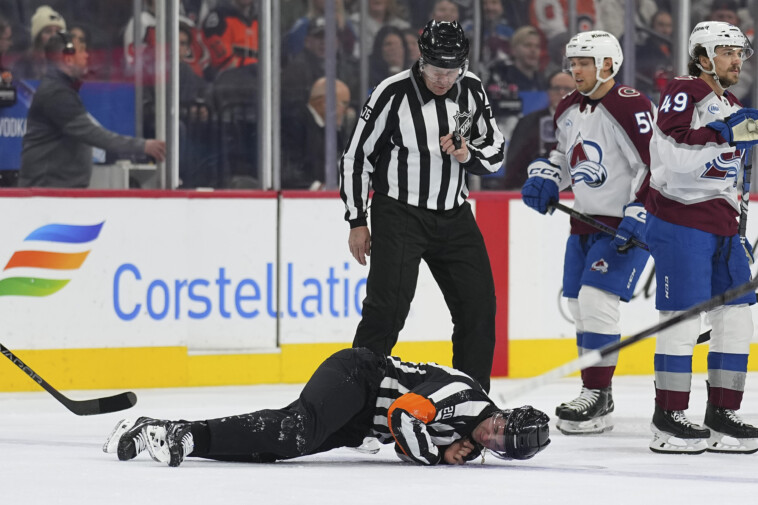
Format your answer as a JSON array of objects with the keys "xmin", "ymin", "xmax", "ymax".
[
  {"xmin": 714, "ymin": 43, "xmax": 754, "ymax": 62},
  {"xmin": 421, "ymin": 64, "xmax": 462, "ymax": 86},
  {"xmin": 481, "ymin": 411, "xmax": 509, "ymax": 459},
  {"xmin": 562, "ymin": 56, "xmax": 595, "ymax": 76}
]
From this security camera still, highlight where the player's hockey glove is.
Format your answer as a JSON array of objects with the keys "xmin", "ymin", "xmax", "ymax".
[
  {"xmin": 707, "ymin": 108, "xmax": 758, "ymax": 149},
  {"xmin": 521, "ymin": 158, "xmax": 561, "ymax": 214},
  {"xmin": 613, "ymin": 203, "xmax": 646, "ymax": 252}
]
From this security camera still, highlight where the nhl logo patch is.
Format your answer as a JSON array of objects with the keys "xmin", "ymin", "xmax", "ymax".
[
  {"xmin": 454, "ymin": 110, "xmax": 472, "ymax": 139},
  {"xmin": 590, "ymin": 259, "xmax": 609, "ymax": 274}
]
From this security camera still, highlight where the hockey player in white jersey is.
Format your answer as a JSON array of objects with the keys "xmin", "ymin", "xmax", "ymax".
[
  {"xmin": 646, "ymin": 21, "xmax": 758, "ymax": 454},
  {"xmin": 520, "ymin": 31, "xmax": 654, "ymax": 435}
]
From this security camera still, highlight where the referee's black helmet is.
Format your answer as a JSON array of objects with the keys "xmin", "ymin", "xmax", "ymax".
[{"xmin": 418, "ymin": 20, "xmax": 469, "ymax": 69}]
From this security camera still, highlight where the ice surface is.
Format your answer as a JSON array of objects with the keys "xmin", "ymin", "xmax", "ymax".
[{"xmin": 1, "ymin": 374, "xmax": 756, "ymax": 505}]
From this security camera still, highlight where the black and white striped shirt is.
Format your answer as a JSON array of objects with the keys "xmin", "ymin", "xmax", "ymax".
[
  {"xmin": 371, "ymin": 356, "xmax": 497, "ymax": 465},
  {"xmin": 340, "ymin": 62, "xmax": 505, "ymax": 227}
]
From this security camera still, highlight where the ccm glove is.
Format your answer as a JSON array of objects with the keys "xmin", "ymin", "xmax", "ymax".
[
  {"xmin": 613, "ymin": 203, "xmax": 646, "ymax": 251},
  {"xmin": 707, "ymin": 108, "xmax": 758, "ymax": 149},
  {"xmin": 521, "ymin": 176, "xmax": 559, "ymax": 214},
  {"xmin": 521, "ymin": 158, "xmax": 562, "ymax": 214}
]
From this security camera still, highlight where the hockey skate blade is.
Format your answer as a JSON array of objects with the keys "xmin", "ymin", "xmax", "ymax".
[
  {"xmin": 103, "ymin": 418, "xmax": 134, "ymax": 454},
  {"xmin": 706, "ymin": 430, "xmax": 758, "ymax": 454},
  {"xmin": 649, "ymin": 426, "xmax": 707, "ymax": 454},
  {"xmin": 556, "ymin": 414, "xmax": 613, "ymax": 435}
]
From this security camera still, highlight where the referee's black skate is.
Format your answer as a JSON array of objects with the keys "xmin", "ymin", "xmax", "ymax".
[
  {"xmin": 555, "ymin": 386, "xmax": 614, "ymax": 435},
  {"xmin": 145, "ymin": 420, "xmax": 194, "ymax": 467},
  {"xmin": 103, "ymin": 417, "xmax": 155, "ymax": 461},
  {"xmin": 704, "ymin": 403, "xmax": 758, "ymax": 454},
  {"xmin": 649, "ymin": 405, "xmax": 709, "ymax": 454}
]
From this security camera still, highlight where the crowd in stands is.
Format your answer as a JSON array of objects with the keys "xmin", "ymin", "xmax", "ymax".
[{"xmin": 0, "ymin": 0, "xmax": 756, "ymax": 189}]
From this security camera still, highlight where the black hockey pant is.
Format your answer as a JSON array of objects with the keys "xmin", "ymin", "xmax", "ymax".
[
  {"xmin": 352, "ymin": 193, "xmax": 496, "ymax": 391},
  {"xmin": 193, "ymin": 348, "xmax": 385, "ymax": 462}
]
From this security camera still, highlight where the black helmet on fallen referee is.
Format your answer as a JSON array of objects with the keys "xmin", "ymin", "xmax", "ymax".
[
  {"xmin": 475, "ymin": 405, "xmax": 551, "ymax": 460},
  {"xmin": 418, "ymin": 20, "xmax": 469, "ymax": 69}
]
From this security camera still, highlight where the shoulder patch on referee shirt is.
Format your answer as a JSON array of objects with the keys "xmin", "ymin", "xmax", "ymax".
[
  {"xmin": 360, "ymin": 105, "xmax": 373, "ymax": 121},
  {"xmin": 484, "ymin": 104, "xmax": 493, "ymax": 120}
]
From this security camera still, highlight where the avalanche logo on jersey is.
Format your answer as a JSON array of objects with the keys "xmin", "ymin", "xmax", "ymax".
[
  {"xmin": 701, "ymin": 149, "xmax": 742, "ymax": 183},
  {"xmin": 454, "ymin": 110, "xmax": 472, "ymax": 139},
  {"xmin": 590, "ymin": 259, "xmax": 609, "ymax": 274},
  {"xmin": 569, "ymin": 135, "xmax": 608, "ymax": 188}
]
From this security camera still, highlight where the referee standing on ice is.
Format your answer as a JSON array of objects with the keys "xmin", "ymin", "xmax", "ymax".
[{"xmin": 339, "ymin": 20, "xmax": 504, "ymax": 392}]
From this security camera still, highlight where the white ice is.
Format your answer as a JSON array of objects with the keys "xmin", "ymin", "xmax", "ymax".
[{"xmin": 1, "ymin": 374, "xmax": 757, "ymax": 505}]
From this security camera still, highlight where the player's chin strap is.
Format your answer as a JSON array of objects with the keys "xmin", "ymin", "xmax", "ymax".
[
  {"xmin": 696, "ymin": 61, "xmax": 731, "ymax": 92},
  {"xmin": 579, "ymin": 74, "xmax": 610, "ymax": 97},
  {"xmin": 740, "ymin": 145, "xmax": 754, "ymax": 264},
  {"xmin": 578, "ymin": 60, "xmax": 615, "ymax": 97}
]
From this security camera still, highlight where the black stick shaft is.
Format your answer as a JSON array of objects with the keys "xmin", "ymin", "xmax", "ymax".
[
  {"xmin": 551, "ymin": 202, "xmax": 649, "ymax": 251},
  {"xmin": 500, "ymin": 274, "xmax": 758, "ymax": 403},
  {"xmin": 0, "ymin": 343, "xmax": 137, "ymax": 415}
]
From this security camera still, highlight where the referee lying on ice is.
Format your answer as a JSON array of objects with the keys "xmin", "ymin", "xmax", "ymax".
[{"xmin": 104, "ymin": 348, "xmax": 550, "ymax": 467}]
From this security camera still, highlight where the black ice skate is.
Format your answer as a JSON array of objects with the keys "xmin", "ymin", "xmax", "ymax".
[
  {"xmin": 145, "ymin": 421, "xmax": 194, "ymax": 467},
  {"xmin": 555, "ymin": 386, "xmax": 614, "ymax": 435},
  {"xmin": 103, "ymin": 417, "xmax": 156, "ymax": 461},
  {"xmin": 704, "ymin": 403, "xmax": 758, "ymax": 454},
  {"xmin": 649, "ymin": 405, "xmax": 709, "ymax": 454}
]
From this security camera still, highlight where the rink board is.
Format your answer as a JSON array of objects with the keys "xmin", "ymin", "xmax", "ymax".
[{"xmin": 1, "ymin": 190, "xmax": 757, "ymax": 391}]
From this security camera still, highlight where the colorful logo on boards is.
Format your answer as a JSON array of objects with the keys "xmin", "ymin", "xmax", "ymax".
[{"xmin": 0, "ymin": 222, "xmax": 104, "ymax": 297}]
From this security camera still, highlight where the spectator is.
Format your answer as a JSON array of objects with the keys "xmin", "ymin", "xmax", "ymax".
[
  {"xmin": 402, "ymin": 27, "xmax": 421, "ymax": 64},
  {"xmin": 709, "ymin": 0, "xmax": 741, "ymax": 25},
  {"xmin": 431, "ymin": 0, "xmax": 460, "ymax": 22},
  {"xmin": 181, "ymin": 0, "xmax": 212, "ymax": 26},
  {"xmin": 284, "ymin": 0, "xmax": 357, "ymax": 63},
  {"xmin": 405, "ymin": 0, "xmax": 463, "ymax": 27},
  {"xmin": 0, "ymin": 14, "xmax": 12, "ymax": 73},
  {"xmin": 281, "ymin": 16, "xmax": 360, "ymax": 112},
  {"xmin": 123, "ymin": 0, "xmax": 156, "ymax": 69},
  {"xmin": 202, "ymin": 0, "xmax": 259, "ymax": 79},
  {"xmin": 528, "ymin": 0, "xmax": 595, "ymax": 68},
  {"xmin": 19, "ymin": 32, "xmax": 165, "ymax": 188},
  {"xmin": 635, "ymin": 10, "xmax": 674, "ymax": 100},
  {"xmin": 180, "ymin": 18, "xmax": 208, "ymax": 79},
  {"xmin": 502, "ymin": 71, "xmax": 574, "ymax": 190},
  {"xmin": 12, "ymin": 5, "xmax": 66, "ymax": 80},
  {"xmin": 349, "ymin": 0, "xmax": 409, "ymax": 55},
  {"xmin": 529, "ymin": 0, "xmax": 595, "ymax": 41},
  {"xmin": 462, "ymin": 0, "xmax": 514, "ymax": 71},
  {"xmin": 368, "ymin": 25, "xmax": 408, "ymax": 88},
  {"xmin": 281, "ymin": 77, "xmax": 351, "ymax": 189},
  {"xmin": 595, "ymin": 0, "xmax": 658, "ymax": 39},
  {"xmin": 487, "ymin": 25, "xmax": 547, "ymax": 94}
]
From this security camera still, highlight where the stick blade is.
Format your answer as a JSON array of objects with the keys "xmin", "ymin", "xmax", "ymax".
[{"xmin": 65, "ymin": 391, "xmax": 138, "ymax": 416}]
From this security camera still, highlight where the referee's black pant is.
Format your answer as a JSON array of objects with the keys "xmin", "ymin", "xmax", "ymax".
[
  {"xmin": 192, "ymin": 348, "xmax": 384, "ymax": 462},
  {"xmin": 353, "ymin": 193, "xmax": 496, "ymax": 391}
]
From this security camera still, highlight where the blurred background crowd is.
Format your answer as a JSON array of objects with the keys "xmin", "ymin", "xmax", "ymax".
[{"xmin": 0, "ymin": 0, "xmax": 756, "ymax": 190}]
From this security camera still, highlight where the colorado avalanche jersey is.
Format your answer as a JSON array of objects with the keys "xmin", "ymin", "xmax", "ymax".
[
  {"xmin": 648, "ymin": 76, "xmax": 743, "ymax": 236},
  {"xmin": 548, "ymin": 84, "xmax": 654, "ymax": 233}
]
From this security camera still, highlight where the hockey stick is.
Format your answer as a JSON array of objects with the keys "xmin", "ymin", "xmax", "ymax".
[
  {"xmin": 548, "ymin": 201, "xmax": 716, "ymax": 343},
  {"xmin": 549, "ymin": 202, "xmax": 649, "ymax": 251},
  {"xmin": 0, "ymin": 342, "xmax": 137, "ymax": 415},
  {"xmin": 499, "ymin": 274, "xmax": 758, "ymax": 404}
]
